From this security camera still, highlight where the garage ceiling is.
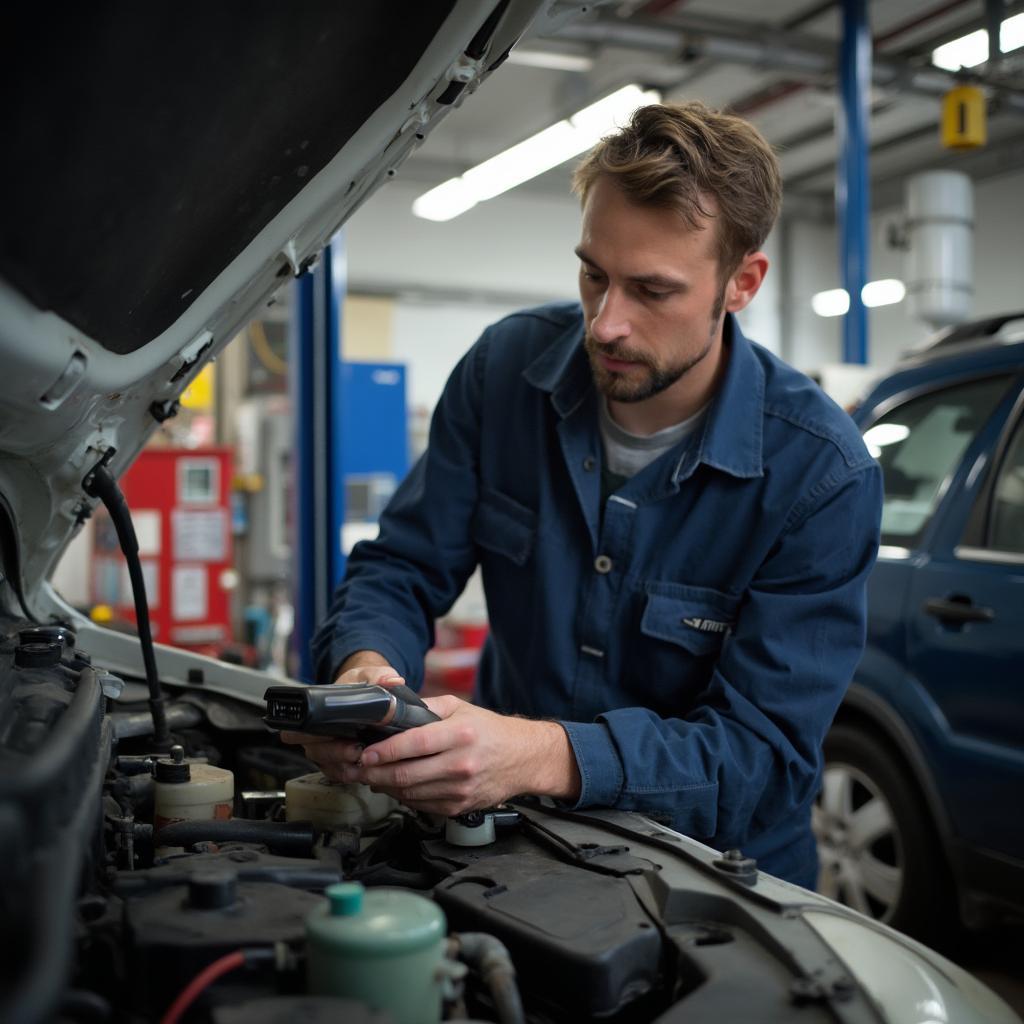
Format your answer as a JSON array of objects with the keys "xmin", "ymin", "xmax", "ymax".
[{"xmin": 401, "ymin": 0, "xmax": 1024, "ymax": 219}]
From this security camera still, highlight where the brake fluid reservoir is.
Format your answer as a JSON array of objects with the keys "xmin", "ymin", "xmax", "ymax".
[
  {"xmin": 307, "ymin": 883, "xmax": 447, "ymax": 1024},
  {"xmin": 153, "ymin": 745, "xmax": 234, "ymax": 831},
  {"xmin": 285, "ymin": 771, "xmax": 397, "ymax": 830}
]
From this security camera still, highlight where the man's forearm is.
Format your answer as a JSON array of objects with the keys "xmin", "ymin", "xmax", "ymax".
[{"xmin": 523, "ymin": 719, "xmax": 582, "ymax": 802}]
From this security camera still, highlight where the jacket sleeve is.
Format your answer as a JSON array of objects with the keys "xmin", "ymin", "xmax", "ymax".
[
  {"xmin": 310, "ymin": 334, "xmax": 489, "ymax": 685},
  {"xmin": 559, "ymin": 456, "xmax": 883, "ymax": 849}
]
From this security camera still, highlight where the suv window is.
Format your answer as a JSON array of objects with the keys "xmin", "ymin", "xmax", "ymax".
[
  {"xmin": 864, "ymin": 376, "xmax": 1011, "ymax": 549},
  {"xmin": 989, "ymin": 416, "xmax": 1024, "ymax": 554}
]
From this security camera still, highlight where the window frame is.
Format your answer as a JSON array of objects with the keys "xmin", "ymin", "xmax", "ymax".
[{"xmin": 956, "ymin": 375, "xmax": 1024, "ymax": 564}]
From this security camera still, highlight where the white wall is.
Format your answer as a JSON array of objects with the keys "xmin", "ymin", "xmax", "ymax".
[{"xmin": 346, "ymin": 180, "xmax": 580, "ymax": 301}]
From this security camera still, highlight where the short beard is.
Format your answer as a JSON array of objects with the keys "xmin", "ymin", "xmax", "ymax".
[{"xmin": 586, "ymin": 284, "xmax": 726, "ymax": 404}]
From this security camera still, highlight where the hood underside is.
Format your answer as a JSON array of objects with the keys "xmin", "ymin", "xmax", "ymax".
[
  {"xmin": 0, "ymin": 0, "xmax": 565, "ymax": 611},
  {"xmin": 4, "ymin": 5, "xmax": 461, "ymax": 355}
]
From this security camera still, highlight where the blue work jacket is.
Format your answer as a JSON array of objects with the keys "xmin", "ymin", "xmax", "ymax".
[{"xmin": 313, "ymin": 302, "xmax": 883, "ymax": 886}]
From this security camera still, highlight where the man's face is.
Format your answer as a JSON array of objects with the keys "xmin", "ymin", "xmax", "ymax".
[{"xmin": 577, "ymin": 175, "xmax": 728, "ymax": 404}]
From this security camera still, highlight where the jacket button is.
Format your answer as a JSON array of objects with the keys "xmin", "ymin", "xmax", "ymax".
[
  {"xmin": 583, "ymin": 455, "xmax": 596, "ymax": 472},
  {"xmin": 594, "ymin": 554, "xmax": 613, "ymax": 574}
]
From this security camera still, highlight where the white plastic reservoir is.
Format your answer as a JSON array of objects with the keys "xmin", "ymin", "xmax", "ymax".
[{"xmin": 905, "ymin": 171, "xmax": 973, "ymax": 327}]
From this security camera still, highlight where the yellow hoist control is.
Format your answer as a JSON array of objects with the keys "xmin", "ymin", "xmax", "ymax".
[{"xmin": 941, "ymin": 85, "xmax": 986, "ymax": 150}]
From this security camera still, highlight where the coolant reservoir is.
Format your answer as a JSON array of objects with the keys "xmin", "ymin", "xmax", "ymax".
[
  {"xmin": 153, "ymin": 745, "xmax": 234, "ymax": 831},
  {"xmin": 285, "ymin": 771, "xmax": 397, "ymax": 830},
  {"xmin": 306, "ymin": 882, "xmax": 447, "ymax": 1024}
]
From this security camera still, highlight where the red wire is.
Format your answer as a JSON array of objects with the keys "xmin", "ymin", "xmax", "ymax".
[{"xmin": 160, "ymin": 950, "xmax": 247, "ymax": 1024}]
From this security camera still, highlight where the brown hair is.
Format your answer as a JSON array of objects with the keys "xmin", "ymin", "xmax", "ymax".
[{"xmin": 572, "ymin": 101, "xmax": 782, "ymax": 279}]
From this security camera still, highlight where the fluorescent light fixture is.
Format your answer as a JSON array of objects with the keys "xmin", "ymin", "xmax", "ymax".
[
  {"xmin": 412, "ymin": 85, "xmax": 661, "ymax": 222},
  {"xmin": 862, "ymin": 278, "xmax": 906, "ymax": 307},
  {"xmin": 506, "ymin": 48, "xmax": 594, "ymax": 72},
  {"xmin": 811, "ymin": 279, "xmax": 906, "ymax": 317},
  {"xmin": 931, "ymin": 12, "xmax": 1024, "ymax": 70},
  {"xmin": 811, "ymin": 288, "xmax": 850, "ymax": 318}
]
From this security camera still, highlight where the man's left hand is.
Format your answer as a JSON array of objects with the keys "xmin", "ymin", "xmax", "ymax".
[{"xmin": 338, "ymin": 696, "xmax": 581, "ymax": 817}]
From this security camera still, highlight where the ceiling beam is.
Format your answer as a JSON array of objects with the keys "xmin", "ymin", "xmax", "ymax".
[{"xmin": 554, "ymin": 13, "xmax": 1024, "ymax": 113}]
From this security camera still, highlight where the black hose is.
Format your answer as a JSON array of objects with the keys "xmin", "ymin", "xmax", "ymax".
[
  {"xmin": 155, "ymin": 819, "xmax": 316, "ymax": 857},
  {"xmin": 60, "ymin": 988, "xmax": 112, "ymax": 1021},
  {"xmin": 82, "ymin": 457, "xmax": 170, "ymax": 749},
  {"xmin": 111, "ymin": 703, "xmax": 203, "ymax": 740},
  {"xmin": 451, "ymin": 933, "xmax": 525, "ymax": 1024}
]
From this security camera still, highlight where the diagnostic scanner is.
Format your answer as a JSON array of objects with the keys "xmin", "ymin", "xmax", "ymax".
[{"xmin": 263, "ymin": 682, "xmax": 439, "ymax": 743}]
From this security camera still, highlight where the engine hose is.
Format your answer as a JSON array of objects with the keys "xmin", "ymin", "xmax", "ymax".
[
  {"xmin": 155, "ymin": 818, "xmax": 316, "ymax": 856},
  {"xmin": 82, "ymin": 457, "xmax": 170, "ymax": 748},
  {"xmin": 451, "ymin": 933, "xmax": 524, "ymax": 1024}
]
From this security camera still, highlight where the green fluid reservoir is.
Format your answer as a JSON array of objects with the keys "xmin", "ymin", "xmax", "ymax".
[{"xmin": 306, "ymin": 882, "xmax": 447, "ymax": 1024}]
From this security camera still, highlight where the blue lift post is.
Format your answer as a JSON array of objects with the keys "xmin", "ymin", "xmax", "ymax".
[
  {"xmin": 837, "ymin": 0, "xmax": 871, "ymax": 365},
  {"xmin": 290, "ymin": 233, "xmax": 348, "ymax": 681}
]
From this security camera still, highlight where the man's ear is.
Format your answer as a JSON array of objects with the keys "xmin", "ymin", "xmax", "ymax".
[{"xmin": 724, "ymin": 251, "xmax": 769, "ymax": 314}]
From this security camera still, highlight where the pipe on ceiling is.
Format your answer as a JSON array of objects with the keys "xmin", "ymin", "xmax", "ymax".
[{"xmin": 556, "ymin": 15, "xmax": 1024, "ymax": 114}]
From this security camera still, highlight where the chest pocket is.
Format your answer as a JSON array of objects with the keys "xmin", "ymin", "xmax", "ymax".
[
  {"xmin": 640, "ymin": 584, "xmax": 740, "ymax": 656},
  {"xmin": 471, "ymin": 487, "xmax": 537, "ymax": 566}
]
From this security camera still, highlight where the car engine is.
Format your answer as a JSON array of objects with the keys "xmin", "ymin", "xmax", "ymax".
[{"xmin": 0, "ymin": 613, "xmax": 882, "ymax": 1024}]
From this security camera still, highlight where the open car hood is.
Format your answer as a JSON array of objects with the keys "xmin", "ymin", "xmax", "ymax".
[{"xmin": 0, "ymin": 1, "xmax": 574, "ymax": 616}]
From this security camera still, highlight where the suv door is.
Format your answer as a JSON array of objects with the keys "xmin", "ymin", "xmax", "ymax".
[{"xmin": 903, "ymin": 381, "xmax": 1024, "ymax": 866}]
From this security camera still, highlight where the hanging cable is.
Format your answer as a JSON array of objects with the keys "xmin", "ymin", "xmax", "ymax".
[{"xmin": 82, "ymin": 451, "xmax": 170, "ymax": 748}]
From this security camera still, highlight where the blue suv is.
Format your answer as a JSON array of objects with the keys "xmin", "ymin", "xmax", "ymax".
[{"xmin": 813, "ymin": 312, "xmax": 1024, "ymax": 940}]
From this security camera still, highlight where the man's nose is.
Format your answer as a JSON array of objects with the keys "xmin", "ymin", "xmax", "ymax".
[{"xmin": 590, "ymin": 288, "xmax": 630, "ymax": 345}]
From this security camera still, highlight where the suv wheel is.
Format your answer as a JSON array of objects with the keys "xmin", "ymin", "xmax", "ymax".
[{"xmin": 813, "ymin": 723, "xmax": 951, "ymax": 939}]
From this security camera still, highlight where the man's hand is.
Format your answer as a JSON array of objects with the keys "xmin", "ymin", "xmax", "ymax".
[
  {"xmin": 336, "ymin": 696, "xmax": 581, "ymax": 817},
  {"xmin": 278, "ymin": 655, "xmax": 404, "ymax": 776}
]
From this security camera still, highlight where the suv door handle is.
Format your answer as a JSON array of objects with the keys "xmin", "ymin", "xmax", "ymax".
[{"xmin": 923, "ymin": 597, "xmax": 996, "ymax": 625}]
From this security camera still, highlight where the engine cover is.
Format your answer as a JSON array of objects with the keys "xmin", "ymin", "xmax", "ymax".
[{"xmin": 434, "ymin": 852, "xmax": 662, "ymax": 1019}]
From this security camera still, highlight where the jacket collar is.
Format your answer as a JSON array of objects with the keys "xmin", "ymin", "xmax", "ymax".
[
  {"xmin": 523, "ymin": 308, "xmax": 765, "ymax": 480},
  {"xmin": 692, "ymin": 314, "xmax": 765, "ymax": 479}
]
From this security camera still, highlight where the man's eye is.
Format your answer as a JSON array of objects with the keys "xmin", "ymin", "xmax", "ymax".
[
  {"xmin": 581, "ymin": 270, "xmax": 604, "ymax": 283},
  {"xmin": 641, "ymin": 288, "xmax": 672, "ymax": 301}
]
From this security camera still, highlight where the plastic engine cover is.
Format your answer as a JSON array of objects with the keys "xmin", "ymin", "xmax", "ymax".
[{"xmin": 434, "ymin": 853, "xmax": 662, "ymax": 1018}]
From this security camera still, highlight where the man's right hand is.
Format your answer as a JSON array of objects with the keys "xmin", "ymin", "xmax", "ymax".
[{"xmin": 278, "ymin": 653, "xmax": 405, "ymax": 781}]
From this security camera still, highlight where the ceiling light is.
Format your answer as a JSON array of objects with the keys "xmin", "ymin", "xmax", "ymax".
[
  {"xmin": 811, "ymin": 288, "xmax": 850, "ymax": 318},
  {"xmin": 506, "ymin": 49, "xmax": 594, "ymax": 72},
  {"xmin": 811, "ymin": 280, "xmax": 906, "ymax": 317},
  {"xmin": 412, "ymin": 85, "xmax": 661, "ymax": 222},
  {"xmin": 862, "ymin": 279, "xmax": 906, "ymax": 307},
  {"xmin": 931, "ymin": 12, "xmax": 1024, "ymax": 70}
]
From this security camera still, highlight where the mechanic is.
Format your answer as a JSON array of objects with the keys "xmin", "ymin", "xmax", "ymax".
[{"xmin": 282, "ymin": 102, "xmax": 883, "ymax": 888}]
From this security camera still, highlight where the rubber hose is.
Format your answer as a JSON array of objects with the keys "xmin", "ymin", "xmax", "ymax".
[
  {"xmin": 155, "ymin": 819, "xmax": 315, "ymax": 856},
  {"xmin": 452, "ymin": 932, "xmax": 525, "ymax": 1024}
]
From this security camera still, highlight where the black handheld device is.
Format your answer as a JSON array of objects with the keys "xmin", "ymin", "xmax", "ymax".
[{"xmin": 263, "ymin": 682, "xmax": 439, "ymax": 742}]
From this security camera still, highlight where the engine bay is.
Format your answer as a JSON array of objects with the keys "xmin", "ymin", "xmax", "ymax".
[{"xmin": 0, "ymin": 614, "xmax": 880, "ymax": 1024}]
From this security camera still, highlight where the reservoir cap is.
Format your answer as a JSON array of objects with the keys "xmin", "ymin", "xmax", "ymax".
[{"xmin": 328, "ymin": 882, "xmax": 365, "ymax": 917}]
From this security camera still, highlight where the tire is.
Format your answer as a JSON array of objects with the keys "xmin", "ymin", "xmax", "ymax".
[{"xmin": 813, "ymin": 722, "xmax": 955, "ymax": 941}]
